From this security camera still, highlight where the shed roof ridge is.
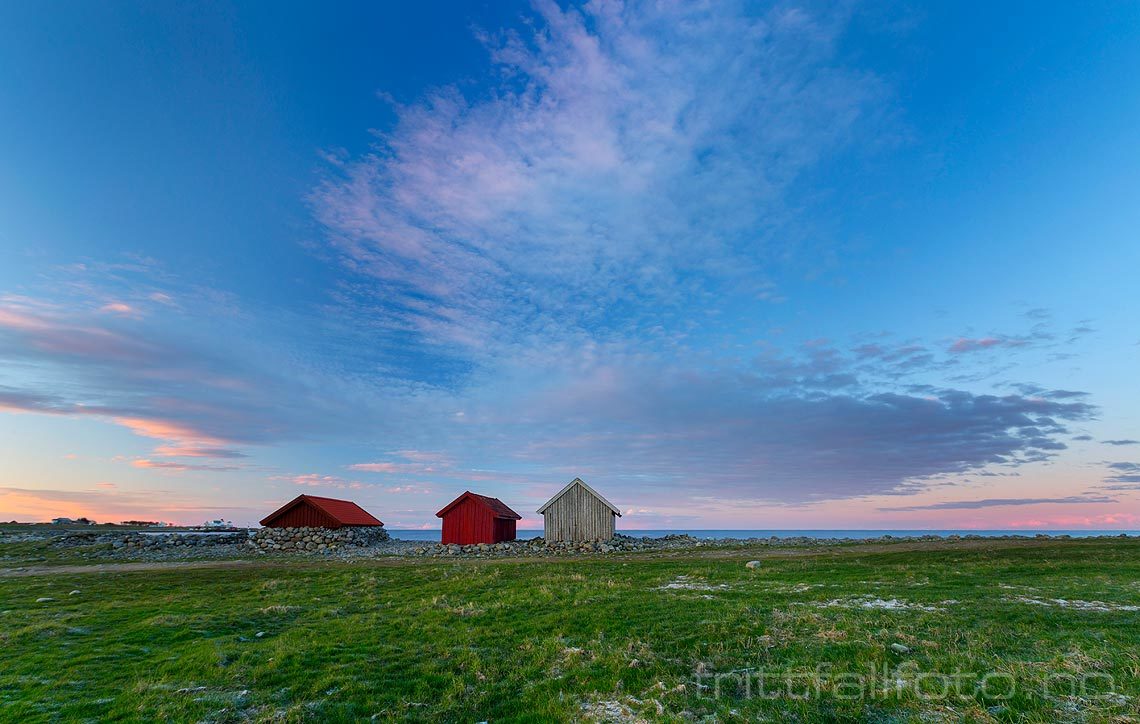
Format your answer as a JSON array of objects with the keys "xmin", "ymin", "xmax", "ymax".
[
  {"xmin": 435, "ymin": 490, "xmax": 522, "ymax": 520},
  {"xmin": 300, "ymin": 493, "xmax": 356, "ymax": 504},
  {"xmin": 259, "ymin": 493, "xmax": 383, "ymax": 527},
  {"xmin": 537, "ymin": 477, "xmax": 621, "ymax": 516}
]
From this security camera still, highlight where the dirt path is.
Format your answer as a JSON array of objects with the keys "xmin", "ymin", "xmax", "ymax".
[
  {"xmin": 0, "ymin": 559, "xmax": 266, "ymax": 577},
  {"xmin": 2, "ymin": 536, "xmax": 1111, "ymax": 578}
]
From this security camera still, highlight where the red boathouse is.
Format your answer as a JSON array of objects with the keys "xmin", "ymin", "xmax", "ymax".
[
  {"xmin": 436, "ymin": 491, "xmax": 521, "ymax": 545},
  {"xmin": 260, "ymin": 494, "xmax": 383, "ymax": 529}
]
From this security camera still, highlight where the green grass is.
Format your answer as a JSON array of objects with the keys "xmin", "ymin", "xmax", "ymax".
[{"xmin": 2, "ymin": 539, "xmax": 1139, "ymax": 722}]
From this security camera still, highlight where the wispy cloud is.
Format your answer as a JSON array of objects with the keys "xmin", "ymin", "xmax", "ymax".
[
  {"xmin": 312, "ymin": 1, "xmax": 893, "ymax": 360},
  {"xmin": 153, "ymin": 445, "xmax": 248, "ymax": 459},
  {"xmin": 879, "ymin": 495, "xmax": 1117, "ymax": 512},
  {"xmin": 0, "ymin": 270, "xmax": 389, "ymax": 462},
  {"xmin": 99, "ymin": 302, "xmax": 136, "ymax": 316},
  {"xmin": 949, "ymin": 337, "xmax": 1006, "ymax": 354},
  {"xmin": 283, "ymin": 474, "xmax": 371, "ymax": 490},
  {"xmin": 348, "ymin": 451, "xmax": 452, "ymax": 476},
  {"xmin": 131, "ymin": 458, "xmax": 243, "ymax": 473},
  {"xmin": 1101, "ymin": 462, "xmax": 1140, "ymax": 490}
]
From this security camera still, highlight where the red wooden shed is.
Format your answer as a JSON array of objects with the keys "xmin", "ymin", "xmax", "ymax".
[
  {"xmin": 260, "ymin": 494, "xmax": 383, "ymax": 529},
  {"xmin": 436, "ymin": 491, "xmax": 521, "ymax": 545}
]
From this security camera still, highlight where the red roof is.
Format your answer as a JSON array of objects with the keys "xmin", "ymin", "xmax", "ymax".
[
  {"xmin": 260, "ymin": 494, "xmax": 383, "ymax": 527},
  {"xmin": 435, "ymin": 491, "xmax": 521, "ymax": 520}
]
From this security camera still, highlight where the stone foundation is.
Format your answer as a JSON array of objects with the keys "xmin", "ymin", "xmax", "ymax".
[
  {"xmin": 411, "ymin": 535, "xmax": 640, "ymax": 557},
  {"xmin": 251, "ymin": 525, "xmax": 389, "ymax": 552}
]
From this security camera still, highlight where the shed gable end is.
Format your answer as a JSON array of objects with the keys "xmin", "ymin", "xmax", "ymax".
[{"xmin": 538, "ymin": 478, "xmax": 619, "ymax": 542}]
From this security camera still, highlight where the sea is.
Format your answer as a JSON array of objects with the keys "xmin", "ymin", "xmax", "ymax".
[{"xmin": 384, "ymin": 529, "xmax": 1136, "ymax": 541}]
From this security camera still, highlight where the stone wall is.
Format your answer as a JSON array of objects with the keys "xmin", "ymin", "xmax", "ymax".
[
  {"xmin": 117, "ymin": 532, "xmax": 248, "ymax": 551},
  {"xmin": 52, "ymin": 530, "xmax": 249, "ymax": 550},
  {"xmin": 251, "ymin": 525, "xmax": 390, "ymax": 552}
]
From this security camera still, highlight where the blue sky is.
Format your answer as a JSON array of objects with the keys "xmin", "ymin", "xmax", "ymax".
[{"xmin": 1, "ymin": 1, "xmax": 1137, "ymax": 529}]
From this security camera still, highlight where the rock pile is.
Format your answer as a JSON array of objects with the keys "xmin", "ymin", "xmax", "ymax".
[
  {"xmin": 51, "ymin": 532, "xmax": 105, "ymax": 548},
  {"xmin": 250, "ymin": 526, "xmax": 390, "ymax": 553},
  {"xmin": 407, "ymin": 534, "xmax": 687, "ymax": 557}
]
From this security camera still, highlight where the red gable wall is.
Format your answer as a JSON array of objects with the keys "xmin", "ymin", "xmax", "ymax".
[{"xmin": 437, "ymin": 492, "xmax": 519, "ymax": 545}]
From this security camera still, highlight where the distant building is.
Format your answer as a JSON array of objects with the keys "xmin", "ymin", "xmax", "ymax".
[
  {"xmin": 259, "ymin": 495, "xmax": 383, "ymax": 529},
  {"xmin": 538, "ymin": 477, "xmax": 621, "ymax": 542},
  {"xmin": 203, "ymin": 519, "xmax": 233, "ymax": 529},
  {"xmin": 435, "ymin": 491, "xmax": 521, "ymax": 545},
  {"xmin": 51, "ymin": 517, "xmax": 74, "ymax": 525}
]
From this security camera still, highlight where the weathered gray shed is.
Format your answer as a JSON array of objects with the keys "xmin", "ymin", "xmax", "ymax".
[{"xmin": 538, "ymin": 477, "xmax": 622, "ymax": 542}]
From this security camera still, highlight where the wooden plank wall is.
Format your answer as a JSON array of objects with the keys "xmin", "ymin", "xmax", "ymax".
[
  {"xmin": 543, "ymin": 482, "xmax": 615, "ymax": 541},
  {"xmin": 441, "ymin": 498, "xmax": 490, "ymax": 544}
]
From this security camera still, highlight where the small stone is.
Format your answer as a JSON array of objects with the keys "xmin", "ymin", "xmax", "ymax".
[
  {"xmin": 255, "ymin": 631, "xmax": 266, "ymax": 638},
  {"xmin": 69, "ymin": 590, "xmax": 81, "ymax": 596},
  {"xmin": 890, "ymin": 643, "xmax": 910, "ymax": 654},
  {"xmin": 176, "ymin": 686, "xmax": 208, "ymax": 694},
  {"xmin": 745, "ymin": 560, "xmax": 761, "ymax": 570},
  {"xmin": 36, "ymin": 597, "xmax": 55, "ymax": 603}
]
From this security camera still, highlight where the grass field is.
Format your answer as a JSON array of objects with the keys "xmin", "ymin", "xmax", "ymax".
[{"xmin": 2, "ymin": 538, "xmax": 1139, "ymax": 722}]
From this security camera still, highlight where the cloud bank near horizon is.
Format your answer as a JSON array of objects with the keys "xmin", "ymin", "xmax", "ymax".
[{"xmin": 0, "ymin": 273, "xmax": 1100, "ymax": 507}]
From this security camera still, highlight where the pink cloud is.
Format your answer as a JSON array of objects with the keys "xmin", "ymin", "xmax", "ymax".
[
  {"xmin": 348, "ymin": 450, "xmax": 454, "ymax": 475},
  {"xmin": 287, "ymin": 474, "xmax": 365, "ymax": 488},
  {"xmin": 0, "ymin": 303, "xmax": 156, "ymax": 363},
  {"xmin": 131, "ymin": 458, "xmax": 241, "ymax": 473},
  {"xmin": 113, "ymin": 417, "xmax": 230, "ymax": 446},
  {"xmin": 949, "ymin": 337, "xmax": 1004, "ymax": 353},
  {"xmin": 279, "ymin": 473, "xmax": 430, "ymax": 494},
  {"xmin": 0, "ymin": 307, "xmax": 51, "ymax": 331},
  {"xmin": 382, "ymin": 485, "xmax": 432, "ymax": 494},
  {"xmin": 347, "ymin": 462, "xmax": 406, "ymax": 474},
  {"xmin": 99, "ymin": 302, "xmax": 136, "ymax": 316},
  {"xmin": 153, "ymin": 445, "xmax": 246, "ymax": 459},
  {"xmin": 1006, "ymin": 513, "xmax": 1140, "ymax": 528}
]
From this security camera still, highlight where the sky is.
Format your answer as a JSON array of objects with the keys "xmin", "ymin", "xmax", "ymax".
[{"xmin": 0, "ymin": 0, "xmax": 1138, "ymax": 530}]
